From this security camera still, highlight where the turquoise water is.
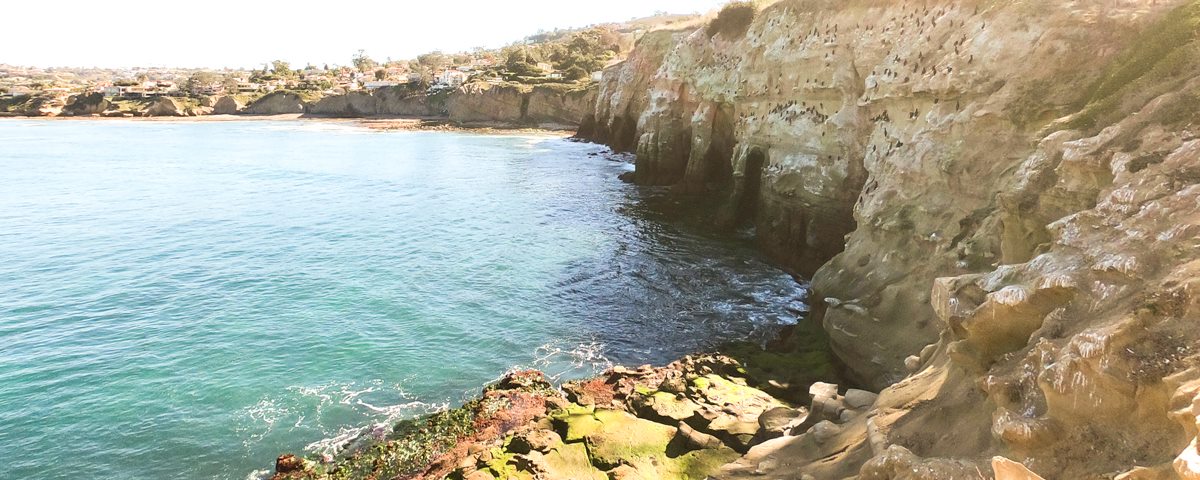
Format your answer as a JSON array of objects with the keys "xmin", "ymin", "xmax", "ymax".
[{"xmin": 0, "ymin": 120, "xmax": 806, "ymax": 479}]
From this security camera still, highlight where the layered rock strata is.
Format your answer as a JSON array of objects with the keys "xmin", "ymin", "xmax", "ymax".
[{"xmin": 577, "ymin": 0, "xmax": 1200, "ymax": 478}]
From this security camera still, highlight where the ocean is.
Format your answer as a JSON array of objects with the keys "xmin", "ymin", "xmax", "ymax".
[{"xmin": 0, "ymin": 120, "xmax": 806, "ymax": 479}]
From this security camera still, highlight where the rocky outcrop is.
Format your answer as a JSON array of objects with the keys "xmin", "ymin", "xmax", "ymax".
[
  {"xmin": 306, "ymin": 83, "xmax": 595, "ymax": 127},
  {"xmin": 526, "ymin": 85, "xmax": 597, "ymax": 127},
  {"xmin": 577, "ymin": 30, "xmax": 679, "ymax": 152},
  {"xmin": 308, "ymin": 91, "xmax": 379, "ymax": 117},
  {"xmin": 244, "ymin": 91, "xmax": 308, "ymax": 115},
  {"xmin": 375, "ymin": 86, "xmax": 440, "ymax": 116},
  {"xmin": 273, "ymin": 353, "xmax": 850, "ymax": 480},
  {"xmin": 2, "ymin": 94, "xmax": 67, "ymax": 116},
  {"xmin": 143, "ymin": 97, "xmax": 184, "ymax": 116},
  {"xmin": 581, "ymin": 0, "xmax": 1200, "ymax": 478},
  {"xmin": 212, "ymin": 96, "xmax": 243, "ymax": 115},
  {"xmin": 61, "ymin": 92, "xmax": 109, "ymax": 116}
]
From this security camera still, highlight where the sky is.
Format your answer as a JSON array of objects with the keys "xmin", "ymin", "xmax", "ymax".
[{"xmin": 1, "ymin": 0, "xmax": 728, "ymax": 69}]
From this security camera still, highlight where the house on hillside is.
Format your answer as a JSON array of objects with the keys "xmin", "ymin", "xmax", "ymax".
[
  {"xmin": 5, "ymin": 85, "xmax": 33, "ymax": 97},
  {"xmin": 437, "ymin": 70, "xmax": 468, "ymax": 87},
  {"xmin": 364, "ymin": 81, "xmax": 399, "ymax": 90}
]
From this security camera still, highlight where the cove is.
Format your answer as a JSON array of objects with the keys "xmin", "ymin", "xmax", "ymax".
[{"xmin": 0, "ymin": 120, "xmax": 807, "ymax": 479}]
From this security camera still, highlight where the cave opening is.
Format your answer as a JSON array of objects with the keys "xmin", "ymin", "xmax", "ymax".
[
  {"xmin": 737, "ymin": 147, "xmax": 768, "ymax": 225},
  {"xmin": 702, "ymin": 105, "xmax": 737, "ymax": 190}
]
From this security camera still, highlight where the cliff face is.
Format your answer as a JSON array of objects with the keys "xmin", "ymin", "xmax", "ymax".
[
  {"xmin": 308, "ymin": 83, "xmax": 597, "ymax": 127},
  {"xmin": 587, "ymin": 0, "xmax": 1200, "ymax": 477},
  {"xmin": 61, "ymin": 92, "xmax": 109, "ymax": 116},
  {"xmin": 244, "ymin": 92, "xmax": 308, "ymax": 115}
]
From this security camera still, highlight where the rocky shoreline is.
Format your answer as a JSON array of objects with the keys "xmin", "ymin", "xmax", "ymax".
[
  {"xmin": 0, "ymin": 82, "xmax": 596, "ymax": 130},
  {"xmin": 263, "ymin": 0, "xmax": 1200, "ymax": 476},
  {"xmin": 268, "ymin": 328, "xmax": 848, "ymax": 480},
  {"xmin": 0, "ymin": 114, "xmax": 580, "ymax": 136}
]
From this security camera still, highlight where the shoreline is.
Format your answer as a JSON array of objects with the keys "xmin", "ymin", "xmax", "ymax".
[
  {"xmin": 266, "ymin": 321, "xmax": 843, "ymax": 480},
  {"xmin": 267, "ymin": 343, "xmax": 845, "ymax": 480},
  {"xmin": 0, "ymin": 114, "xmax": 577, "ymax": 136}
]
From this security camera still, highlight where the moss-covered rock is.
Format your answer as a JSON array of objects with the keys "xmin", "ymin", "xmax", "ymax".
[
  {"xmin": 583, "ymin": 410, "xmax": 678, "ymax": 469},
  {"xmin": 539, "ymin": 442, "xmax": 605, "ymax": 480},
  {"xmin": 631, "ymin": 391, "xmax": 701, "ymax": 422}
]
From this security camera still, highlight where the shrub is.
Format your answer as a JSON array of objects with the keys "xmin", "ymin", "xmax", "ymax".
[
  {"xmin": 707, "ymin": 1, "xmax": 756, "ymax": 39},
  {"xmin": 565, "ymin": 65, "xmax": 589, "ymax": 81}
]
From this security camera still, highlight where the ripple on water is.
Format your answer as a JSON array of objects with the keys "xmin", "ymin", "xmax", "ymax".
[{"xmin": 0, "ymin": 120, "xmax": 807, "ymax": 480}]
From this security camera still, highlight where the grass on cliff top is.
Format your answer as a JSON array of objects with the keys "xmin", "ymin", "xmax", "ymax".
[
  {"xmin": 707, "ymin": 1, "xmax": 756, "ymax": 39},
  {"xmin": 1064, "ymin": 0, "xmax": 1200, "ymax": 131}
]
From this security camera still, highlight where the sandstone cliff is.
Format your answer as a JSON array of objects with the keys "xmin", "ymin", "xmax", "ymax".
[
  {"xmin": 244, "ymin": 91, "xmax": 309, "ymax": 115},
  {"xmin": 581, "ymin": 0, "xmax": 1200, "ymax": 478},
  {"xmin": 143, "ymin": 97, "xmax": 185, "ymax": 116},
  {"xmin": 308, "ymin": 83, "xmax": 596, "ymax": 128},
  {"xmin": 61, "ymin": 92, "xmax": 109, "ymax": 116},
  {"xmin": 212, "ymin": 96, "xmax": 244, "ymax": 115}
]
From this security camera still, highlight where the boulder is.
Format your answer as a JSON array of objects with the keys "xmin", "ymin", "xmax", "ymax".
[
  {"xmin": 143, "ymin": 97, "xmax": 183, "ymax": 116},
  {"xmin": 275, "ymin": 454, "xmax": 304, "ymax": 474},
  {"xmin": 62, "ymin": 92, "xmax": 109, "ymax": 116},
  {"xmin": 212, "ymin": 96, "xmax": 243, "ymax": 115},
  {"xmin": 757, "ymin": 406, "xmax": 805, "ymax": 440},
  {"xmin": 244, "ymin": 91, "xmax": 307, "ymax": 115}
]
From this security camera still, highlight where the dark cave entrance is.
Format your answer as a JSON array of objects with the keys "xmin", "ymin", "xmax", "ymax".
[{"xmin": 737, "ymin": 147, "xmax": 767, "ymax": 225}]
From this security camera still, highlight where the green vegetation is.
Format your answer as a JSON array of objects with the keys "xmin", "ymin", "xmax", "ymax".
[
  {"xmin": 499, "ymin": 27, "xmax": 620, "ymax": 82},
  {"xmin": 318, "ymin": 403, "xmax": 477, "ymax": 480},
  {"xmin": 1064, "ymin": 0, "xmax": 1200, "ymax": 131},
  {"xmin": 351, "ymin": 49, "xmax": 377, "ymax": 73},
  {"xmin": 707, "ymin": 1, "xmax": 756, "ymax": 39}
]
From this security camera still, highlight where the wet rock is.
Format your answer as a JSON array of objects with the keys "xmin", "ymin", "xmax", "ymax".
[
  {"xmin": 274, "ymin": 454, "xmax": 304, "ymax": 474},
  {"xmin": 493, "ymin": 370, "xmax": 552, "ymax": 392}
]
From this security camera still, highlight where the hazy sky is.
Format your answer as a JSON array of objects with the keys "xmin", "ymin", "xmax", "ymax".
[{"xmin": 2, "ymin": 0, "xmax": 727, "ymax": 69}]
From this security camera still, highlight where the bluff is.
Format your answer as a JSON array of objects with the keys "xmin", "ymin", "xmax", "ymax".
[
  {"xmin": 307, "ymin": 83, "xmax": 597, "ymax": 128},
  {"xmin": 579, "ymin": 0, "xmax": 1200, "ymax": 478}
]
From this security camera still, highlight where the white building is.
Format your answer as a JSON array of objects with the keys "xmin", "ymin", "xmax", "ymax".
[
  {"xmin": 437, "ymin": 70, "xmax": 469, "ymax": 87},
  {"xmin": 364, "ymin": 81, "xmax": 399, "ymax": 90}
]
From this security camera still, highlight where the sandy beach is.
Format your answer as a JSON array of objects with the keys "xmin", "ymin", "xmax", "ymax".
[{"xmin": 0, "ymin": 114, "xmax": 576, "ymax": 135}]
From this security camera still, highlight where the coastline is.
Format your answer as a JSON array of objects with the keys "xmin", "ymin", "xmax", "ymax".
[
  {"xmin": 0, "ymin": 114, "xmax": 576, "ymax": 136},
  {"xmin": 267, "ymin": 330, "xmax": 845, "ymax": 480}
]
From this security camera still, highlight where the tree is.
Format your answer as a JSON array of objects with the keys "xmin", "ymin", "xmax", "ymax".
[
  {"xmin": 352, "ymin": 50, "xmax": 377, "ymax": 73},
  {"xmin": 271, "ymin": 60, "xmax": 294, "ymax": 77},
  {"xmin": 565, "ymin": 66, "xmax": 589, "ymax": 81},
  {"xmin": 222, "ymin": 76, "xmax": 240, "ymax": 93},
  {"xmin": 417, "ymin": 51, "xmax": 451, "ymax": 71},
  {"xmin": 374, "ymin": 69, "xmax": 387, "ymax": 81},
  {"xmin": 504, "ymin": 47, "xmax": 541, "ymax": 76},
  {"xmin": 184, "ymin": 71, "xmax": 221, "ymax": 94}
]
